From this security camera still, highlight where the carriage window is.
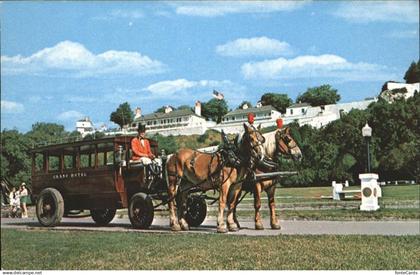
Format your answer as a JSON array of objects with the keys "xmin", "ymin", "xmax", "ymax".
[
  {"xmin": 80, "ymin": 154, "xmax": 91, "ymax": 168},
  {"xmin": 97, "ymin": 152, "xmax": 105, "ymax": 167},
  {"xmin": 34, "ymin": 153, "xmax": 44, "ymax": 172},
  {"xmin": 48, "ymin": 155, "xmax": 60, "ymax": 172},
  {"xmin": 79, "ymin": 144, "xmax": 96, "ymax": 168},
  {"xmin": 64, "ymin": 154, "xmax": 74, "ymax": 170},
  {"xmin": 90, "ymin": 153, "xmax": 96, "ymax": 167},
  {"xmin": 106, "ymin": 151, "xmax": 114, "ymax": 165},
  {"xmin": 63, "ymin": 147, "xmax": 75, "ymax": 170},
  {"xmin": 80, "ymin": 153, "xmax": 96, "ymax": 168},
  {"xmin": 97, "ymin": 143, "xmax": 113, "ymax": 167}
]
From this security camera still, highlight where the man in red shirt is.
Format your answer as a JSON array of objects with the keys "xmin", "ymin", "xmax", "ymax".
[{"xmin": 131, "ymin": 124, "xmax": 156, "ymax": 165}]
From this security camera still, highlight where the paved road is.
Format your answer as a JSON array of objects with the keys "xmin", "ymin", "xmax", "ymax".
[{"xmin": 1, "ymin": 217, "xmax": 419, "ymax": 236}]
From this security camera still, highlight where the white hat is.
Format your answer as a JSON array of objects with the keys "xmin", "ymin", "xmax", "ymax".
[{"xmin": 21, "ymin": 182, "xmax": 26, "ymax": 186}]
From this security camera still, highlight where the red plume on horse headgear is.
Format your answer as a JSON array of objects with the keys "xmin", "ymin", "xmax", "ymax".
[
  {"xmin": 276, "ymin": 118, "xmax": 283, "ymax": 129},
  {"xmin": 247, "ymin": 113, "xmax": 255, "ymax": 124}
]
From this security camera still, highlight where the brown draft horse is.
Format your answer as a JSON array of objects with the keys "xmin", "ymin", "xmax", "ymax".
[
  {"xmin": 230, "ymin": 126, "xmax": 302, "ymax": 230},
  {"xmin": 166, "ymin": 123, "xmax": 265, "ymax": 233}
]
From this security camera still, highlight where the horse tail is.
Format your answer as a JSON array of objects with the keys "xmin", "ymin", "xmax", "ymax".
[
  {"xmin": 165, "ymin": 153, "xmax": 174, "ymax": 188},
  {"xmin": 165, "ymin": 153, "xmax": 182, "ymax": 188}
]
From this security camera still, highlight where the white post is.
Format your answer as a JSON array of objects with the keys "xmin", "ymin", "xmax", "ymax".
[
  {"xmin": 332, "ymin": 181, "xmax": 343, "ymax": 200},
  {"xmin": 359, "ymin": 173, "xmax": 380, "ymax": 211}
]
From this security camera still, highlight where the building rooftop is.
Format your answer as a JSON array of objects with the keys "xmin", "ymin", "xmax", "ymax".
[
  {"xmin": 134, "ymin": 108, "xmax": 198, "ymax": 121},
  {"xmin": 288, "ymin": 102, "xmax": 311, "ymax": 108},
  {"xmin": 224, "ymin": 105, "xmax": 276, "ymax": 117}
]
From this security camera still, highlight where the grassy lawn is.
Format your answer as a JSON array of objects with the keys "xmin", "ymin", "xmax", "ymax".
[
  {"xmin": 1, "ymin": 229, "xmax": 419, "ymax": 270},
  {"xmin": 276, "ymin": 184, "xmax": 419, "ymax": 201},
  {"xmin": 24, "ymin": 184, "xmax": 420, "ymax": 221}
]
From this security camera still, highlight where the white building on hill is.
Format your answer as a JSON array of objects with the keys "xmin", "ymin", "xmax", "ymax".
[
  {"xmin": 132, "ymin": 101, "xmax": 215, "ymax": 136},
  {"xmin": 283, "ymin": 99, "xmax": 376, "ymax": 128},
  {"xmin": 211, "ymin": 104, "xmax": 282, "ymax": 134},
  {"xmin": 76, "ymin": 117, "xmax": 95, "ymax": 137},
  {"xmin": 380, "ymin": 82, "xmax": 419, "ymax": 103}
]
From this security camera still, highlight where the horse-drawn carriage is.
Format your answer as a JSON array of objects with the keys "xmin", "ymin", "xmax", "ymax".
[
  {"xmin": 31, "ymin": 135, "xmax": 206, "ymax": 228},
  {"xmin": 31, "ymin": 121, "xmax": 302, "ymax": 232}
]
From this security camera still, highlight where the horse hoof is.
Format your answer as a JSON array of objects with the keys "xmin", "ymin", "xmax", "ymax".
[
  {"xmin": 181, "ymin": 225, "xmax": 190, "ymax": 231},
  {"xmin": 217, "ymin": 227, "xmax": 228, "ymax": 233},
  {"xmin": 255, "ymin": 223, "xmax": 264, "ymax": 230},
  {"xmin": 271, "ymin": 223, "xmax": 281, "ymax": 230},
  {"xmin": 171, "ymin": 224, "xmax": 182, "ymax": 231},
  {"xmin": 228, "ymin": 224, "xmax": 239, "ymax": 232}
]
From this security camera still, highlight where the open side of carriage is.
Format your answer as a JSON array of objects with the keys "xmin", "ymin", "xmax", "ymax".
[{"xmin": 30, "ymin": 135, "xmax": 207, "ymax": 229}]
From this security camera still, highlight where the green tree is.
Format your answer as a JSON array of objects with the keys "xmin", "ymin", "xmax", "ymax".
[
  {"xmin": 296, "ymin": 85, "xmax": 341, "ymax": 106},
  {"xmin": 237, "ymin": 101, "xmax": 252, "ymax": 110},
  {"xmin": 1, "ymin": 130, "xmax": 32, "ymax": 186},
  {"xmin": 201, "ymin": 98, "xmax": 228, "ymax": 123},
  {"xmin": 110, "ymin": 102, "xmax": 133, "ymax": 129},
  {"xmin": 152, "ymin": 134, "xmax": 179, "ymax": 154},
  {"xmin": 154, "ymin": 106, "xmax": 166, "ymax": 113},
  {"xmin": 260, "ymin": 93, "xmax": 292, "ymax": 113},
  {"xmin": 403, "ymin": 60, "xmax": 420, "ymax": 84},
  {"xmin": 26, "ymin": 122, "xmax": 68, "ymax": 146},
  {"xmin": 176, "ymin": 105, "xmax": 192, "ymax": 111}
]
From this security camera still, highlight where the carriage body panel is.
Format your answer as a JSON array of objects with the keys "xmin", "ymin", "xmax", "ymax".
[{"xmin": 30, "ymin": 135, "xmax": 161, "ymax": 212}]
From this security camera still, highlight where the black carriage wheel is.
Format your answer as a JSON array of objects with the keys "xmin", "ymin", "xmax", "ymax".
[
  {"xmin": 128, "ymin": 193, "xmax": 154, "ymax": 229},
  {"xmin": 91, "ymin": 209, "xmax": 117, "ymax": 226},
  {"xmin": 36, "ymin": 188, "xmax": 64, "ymax": 227},
  {"xmin": 185, "ymin": 195, "xmax": 207, "ymax": 227}
]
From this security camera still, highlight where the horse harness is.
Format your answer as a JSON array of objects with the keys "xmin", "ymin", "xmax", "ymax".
[{"xmin": 188, "ymin": 150, "xmax": 227, "ymax": 186}]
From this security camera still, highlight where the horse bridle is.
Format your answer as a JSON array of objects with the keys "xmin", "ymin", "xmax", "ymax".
[
  {"xmin": 275, "ymin": 128, "xmax": 299, "ymax": 154},
  {"xmin": 242, "ymin": 127, "xmax": 265, "ymax": 166}
]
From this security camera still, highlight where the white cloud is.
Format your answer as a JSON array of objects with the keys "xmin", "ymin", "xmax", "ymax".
[
  {"xmin": 144, "ymin": 79, "xmax": 198, "ymax": 95},
  {"xmin": 241, "ymin": 54, "xmax": 394, "ymax": 81},
  {"xmin": 140, "ymin": 78, "xmax": 247, "ymax": 105},
  {"xmin": 92, "ymin": 9, "xmax": 144, "ymax": 21},
  {"xmin": 110, "ymin": 10, "xmax": 144, "ymax": 19},
  {"xmin": 1, "ymin": 100, "xmax": 25, "ymax": 114},
  {"xmin": 385, "ymin": 30, "xmax": 419, "ymax": 39},
  {"xmin": 174, "ymin": 1, "xmax": 308, "ymax": 17},
  {"xmin": 333, "ymin": 1, "xmax": 419, "ymax": 23},
  {"xmin": 57, "ymin": 110, "xmax": 85, "ymax": 121},
  {"xmin": 216, "ymin": 37, "xmax": 293, "ymax": 57},
  {"xmin": 1, "ymin": 40, "xmax": 166, "ymax": 77},
  {"xmin": 143, "ymin": 79, "xmax": 240, "ymax": 95}
]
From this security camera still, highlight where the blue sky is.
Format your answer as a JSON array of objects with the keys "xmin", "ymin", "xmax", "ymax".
[{"xmin": 1, "ymin": 1, "xmax": 419, "ymax": 132}]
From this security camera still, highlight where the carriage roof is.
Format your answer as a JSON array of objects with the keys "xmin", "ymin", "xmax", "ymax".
[{"xmin": 30, "ymin": 135, "xmax": 157, "ymax": 154}]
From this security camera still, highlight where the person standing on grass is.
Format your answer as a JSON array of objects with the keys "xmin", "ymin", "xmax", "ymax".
[
  {"xmin": 8, "ymin": 187, "xmax": 20, "ymax": 217},
  {"xmin": 19, "ymin": 183, "xmax": 28, "ymax": 218}
]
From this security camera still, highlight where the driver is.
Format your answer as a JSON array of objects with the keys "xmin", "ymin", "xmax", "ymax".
[
  {"xmin": 131, "ymin": 124, "xmax": 163, "ymax": 180},
  {"xmin": 131, "ymin": 124, "xmax": 161, "ymax": 167}
]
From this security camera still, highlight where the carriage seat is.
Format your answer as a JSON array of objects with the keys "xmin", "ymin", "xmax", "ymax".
[{"xmin": 128, "ymin": 159, "xmax": 146, "ymax": 168}]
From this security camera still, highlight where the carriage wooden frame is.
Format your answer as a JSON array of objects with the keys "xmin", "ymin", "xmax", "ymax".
[{"xmin": 30, "ymin": 135, "xmax": 208, "ymax": 228}]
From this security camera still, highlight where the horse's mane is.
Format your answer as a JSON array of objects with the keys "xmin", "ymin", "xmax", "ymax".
[{"xmin": 262, "ymin": 130, "xmax": 277, "ymax": 159}]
